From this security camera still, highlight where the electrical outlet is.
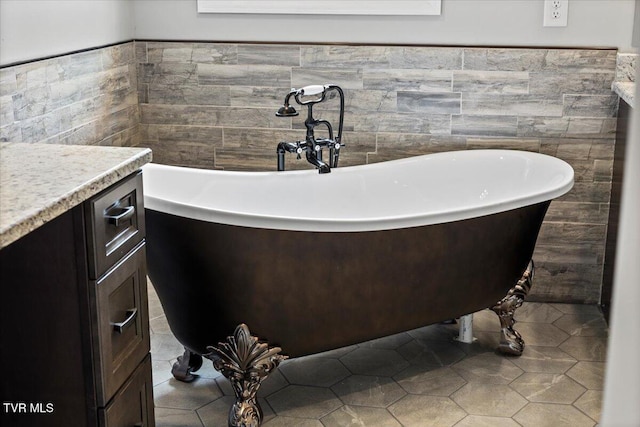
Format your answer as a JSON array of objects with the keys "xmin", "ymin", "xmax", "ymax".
[{"xmin": 543, "ymin": 0, "xmax": 569, "ymax": 27}]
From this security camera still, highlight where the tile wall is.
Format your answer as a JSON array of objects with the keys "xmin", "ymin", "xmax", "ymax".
[
  {"xmin": 0, "ymin": 43, "xmax": 139, "ymax": 146},
  {"xmin": 137, "ymin": 42, "xmax": 618, "ymax": 303},
  {"xmin": 0, "ymin": 41, "xmax": 621, "ymax": 304}
]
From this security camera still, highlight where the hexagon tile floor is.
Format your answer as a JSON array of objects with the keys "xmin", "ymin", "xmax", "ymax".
[{"xmin": 148, "ymin": 283, "xmax": 608, "ymax": 427}]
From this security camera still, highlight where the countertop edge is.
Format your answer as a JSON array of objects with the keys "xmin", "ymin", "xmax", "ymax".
[
  {"xmin": 612, "ymin": 81, "xmax": 636, "ymax": 109},
  {"xmin": 0, "ymin": 147, "xmax": 152, "ymax": 249}
]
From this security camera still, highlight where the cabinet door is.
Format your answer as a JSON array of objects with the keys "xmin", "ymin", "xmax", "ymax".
[
  {"xmin": 92, "ymin": 242, "xmax": 150, "ymax": 405},
  {"xmin": 99, "ymin": 354, "xmax": 154, "ymax": 427},
  {"xmin": 0, "ymin": 207, "xmax": 91, "ymax": 427}
]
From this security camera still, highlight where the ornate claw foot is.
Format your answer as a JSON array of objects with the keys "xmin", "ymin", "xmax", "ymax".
[
  {"xmin": 491, "ymin": 260, "xmax": 534, "ymax": 356},
  {"xmin": 172, "ymin": 347, "xmax": 204, "ymax": 382},
  {"xmin": 205, "ymin": 324, "xmax": 287, "ymax": 427}
]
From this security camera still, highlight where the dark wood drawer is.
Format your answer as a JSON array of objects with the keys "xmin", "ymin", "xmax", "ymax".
[
  {"xmin": 86, "ymin": 172, "xmax": 145, "ymax": 280},
  {"xmin": 93, "ymin": 242, "xmax": 150, "ymax": 405},
  {"xmin": 99, "ymin": 354, "xmax": 155, "ymax": 427}
]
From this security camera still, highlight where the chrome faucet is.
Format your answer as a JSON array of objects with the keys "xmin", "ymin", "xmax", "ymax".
[{"xmin": 275, "ymin": 84, "xmax": 345, "ymax": 174}]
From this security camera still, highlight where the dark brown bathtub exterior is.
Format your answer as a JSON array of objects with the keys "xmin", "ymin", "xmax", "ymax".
[{"xmin": 145, "ymin": 201, "xmax": 549, "ymax": 358}]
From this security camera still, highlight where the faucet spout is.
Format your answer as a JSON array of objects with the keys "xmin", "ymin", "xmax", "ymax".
[{"xmin": 306, "ymin": 151, "xmax": 331, "ymax": 174}]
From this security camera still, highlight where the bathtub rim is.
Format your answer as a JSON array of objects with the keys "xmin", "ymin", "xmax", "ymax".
[{"xmin": 142, "ymin": 149, "xmax": 574, "ymax": 233}]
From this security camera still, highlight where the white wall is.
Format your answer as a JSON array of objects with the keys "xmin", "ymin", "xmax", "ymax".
[
  {"xmin": 0, "ymin": 0, "xmax": 135, "ymax": 66},
  {"xmin": 1, "ymin": 0, "xmax": 636, "ymax": 66},
  {"xmin": 601, "ymin": 67, "xmax": 640, "ymax": 427},
  {"xmin": 132, "ymin": 0, "xmax": 637, "ymax": 51}
]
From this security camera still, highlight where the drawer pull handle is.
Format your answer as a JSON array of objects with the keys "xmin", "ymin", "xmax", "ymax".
[
  {"xmin": 105, "ymin": 205, "xmax": 135, "ymax": 227},
  {"xmin": 111, "ymin": 308, "xmax": 138, "ymax": 334}
]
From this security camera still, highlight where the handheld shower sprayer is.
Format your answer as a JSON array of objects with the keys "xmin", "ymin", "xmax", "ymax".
[{"xmin": 275, "ymin": 89, "xmax": 299, "ymax": 117}]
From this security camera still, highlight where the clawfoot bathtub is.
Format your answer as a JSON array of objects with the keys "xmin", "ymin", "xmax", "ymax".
[{"xmin": 143, "ymin": 149, "xmax": 573, "ymax": 426}]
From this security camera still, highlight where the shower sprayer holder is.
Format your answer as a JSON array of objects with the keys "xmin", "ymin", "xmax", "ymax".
[{"xmin": 276, "ymin": 84, "xmax": 345, "ymax": 174}]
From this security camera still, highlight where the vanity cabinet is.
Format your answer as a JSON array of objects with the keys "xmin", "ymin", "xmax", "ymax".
[{"xmin": 0, "ymin": 171, "xmax": 154, "ymax": 427}]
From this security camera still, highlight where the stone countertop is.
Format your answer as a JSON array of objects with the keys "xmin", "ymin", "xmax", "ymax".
[
  {"xmin": 612, "ymin": 81, "xmax": 636, "ymax": 108},
  {"xmin": 0, "ymin": 143, "xmax": 152, "ymax": 249}
]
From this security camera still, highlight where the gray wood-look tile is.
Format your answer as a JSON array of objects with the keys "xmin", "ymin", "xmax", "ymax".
[
  {"xmin": 141, "ymin": 104, "xmax": 288, "ymax": 128},
  {"xmin": 397, "ymin": 92, "xmax": 461, "ymax": 115},
  {"xmin": 453, "ymin": 71, "xmax": 529, "ymax": 94},
  {"xmin": 462, "ymin": 93, "xmax": 563, "ymax": 117},
  {"xmin": 562, "ymin": 94, "xmax": 619, "ymax": 117},
  {"xmin": 291, "ymin": 67, "xmax": 363, "ymax": 90},
  {"xmin": 364, "ymin": 69, "xmax": 452, "ymax": 92},
  {"xmin": 0, "ymin": 68, "xmax": 18, "ymax": 96},
  {"xmin": 463, "ymin": 48, "xmax": 549, "ymax": 72},
  {"xmin": 198, "ymin": 64, "xmax": 291, "ymax": 87},
  {"xmin": 229, "ymin": 86, "xmax": 291, "ymax": 108},
  {"xmin": 148, "ymin": 84, "xmax": 230, "ymax": 106},
  {"xmin": 452, "ymin": 114, "xmax": 518, "ymax": 137},
  {"xmin": 353, "ymin": 111, "xmax": 451, "ymax": 134},
  {"xmin": 342, "ymin": 89, "xmax": 397, "ymax": 112},
  {"xmin": 301, "ymin": 45, "xmax": 391, "ymax": 68},
  {"xmin": 528, "ymin": 72, "xmax": 615, "ymax": 96},
  {"xmin": 138, "ymin": 62, "xmax": 198, "ymax": 85},
  {"xmin": 237, "ymin": 44, "xmax": 300, "ymax": 66}
]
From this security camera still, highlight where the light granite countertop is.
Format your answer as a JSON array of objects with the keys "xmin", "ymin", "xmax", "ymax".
[
  {"xmin": 0, "ymin": 143, "xmax": 152, "ymax": 249},
  {"xmin": 612, "ymin": 81, "xmax": 636, "ymax": 109}
]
